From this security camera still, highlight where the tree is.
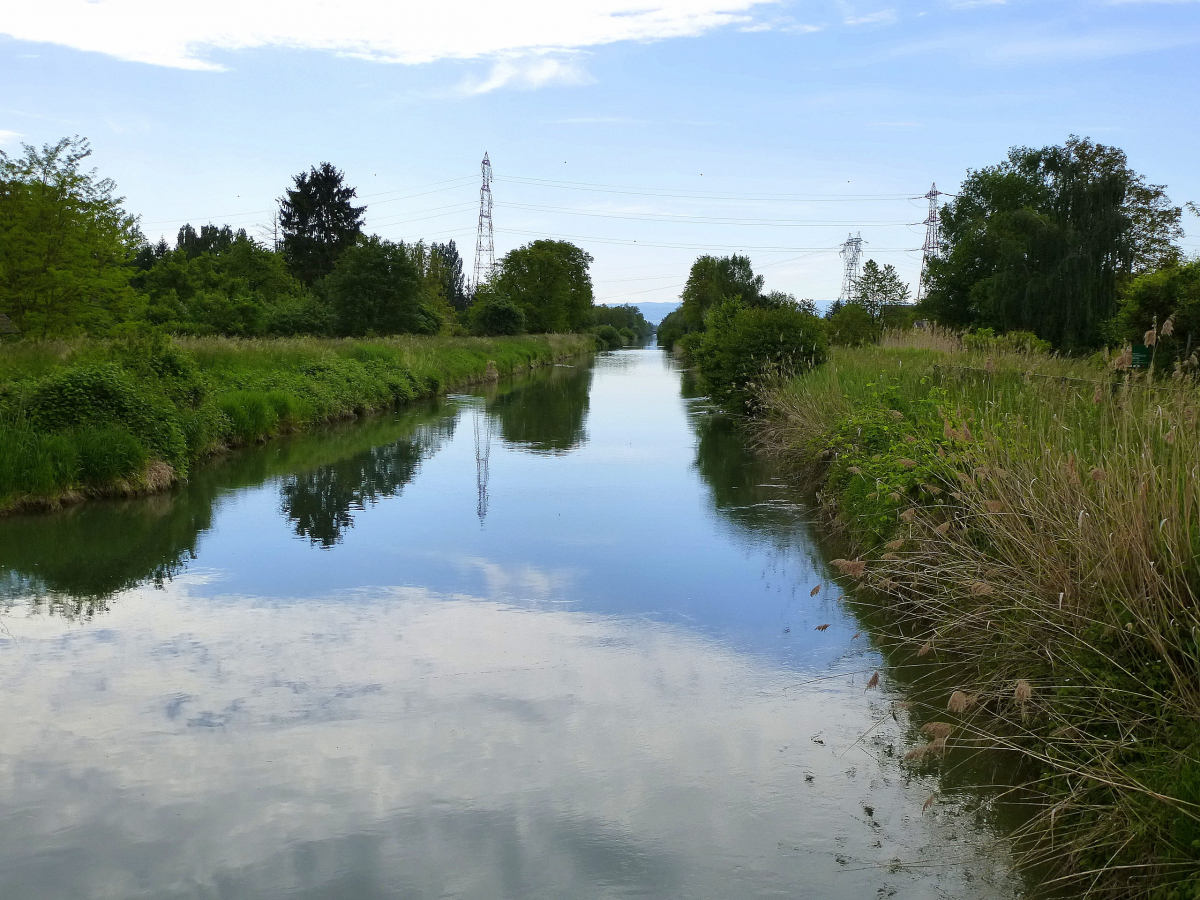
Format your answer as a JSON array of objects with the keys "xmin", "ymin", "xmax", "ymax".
[
  {"xmin": 0, "ymin": 136, "xmax": 141, "ymax": 336},
  {"xmin": 320, "ymin": 236, "xmax": 442, "ymax": 336},
  {"xmin": 920, "ymin": 136, "xmax": 1182, "ymax": 349},
  {"xmin": 1114, "ymin": 260, "xmax": 1200, "ymax": 371},
  {"xmin": 826, "ymin": 302, "xmax": 878, "ymax": 346},
  {"xmin": 469, "ymin": 283, "xmax": 525, "ymax": 335},
  {"xmin": 492, "ymin": 240, "xmax": 594, "ymax": 333},
  {"xmin": 680, "ymin": 254, "xmax": 764, "ymax": 332},
  {"xmin": 684, "ymin": 298, "xmax": 827, "ymax": 412},
  {"xmin": 852, "ymin": 260, "xmax": 910, "ymax": 323},
  {"xmin": 279, "ymin": 162, "xmax": 365, "ymax": 285},
  {"xmin": 430, "ymin": 241, "xmax": 469, "ymax": 312}
]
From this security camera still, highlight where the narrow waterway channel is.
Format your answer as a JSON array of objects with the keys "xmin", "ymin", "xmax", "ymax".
[{"xmin": 0, "ymin": 347, "xmax": 1019, "ymax": 899}]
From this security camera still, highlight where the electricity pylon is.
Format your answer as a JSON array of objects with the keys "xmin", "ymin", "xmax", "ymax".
[
  {"xmin": 838, "ymin": 232, "xmax": 864, "ymax": 304},
  {"xmin": 472, "ymin": 153, "xmax": 495, "ymax": 288},
  {"xmin": 916, "ymin": 183, "xmax": 946, "ymax": 302}
]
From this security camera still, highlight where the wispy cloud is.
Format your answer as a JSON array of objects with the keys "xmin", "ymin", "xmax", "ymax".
[
  {"xmin": 556, "ymin": 115, "xmax": 646, "ymax": 124},
  {"xmin": 0, "ymin": 0, "xmax": 773, "ymax": 74},
  {"xmin": 842, "ymin": 8, "xmax": 898, "ymax": 26},
  {"xmin": 0, "ymin": 130, "xmax": 24, "ymax": 146},
  {"xmin": 457, "ymin": 54, "xmax": 594, "ymax": 95}
]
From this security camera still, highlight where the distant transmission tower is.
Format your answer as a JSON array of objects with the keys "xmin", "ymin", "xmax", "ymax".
[
  {"xmin": 473, "ymin": 153, "xmax": 495, "ymax": 287},
  {"xmin": 838, "ymin": 232, "xmax": 864, "ymax": 303},
  {"xmin": 916, "ymin": 183, "xmax": 945, "ymax": 301}
]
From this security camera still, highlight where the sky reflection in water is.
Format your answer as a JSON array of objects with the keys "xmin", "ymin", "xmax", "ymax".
[{"xmin": 0, "ymin": 349, "xmax": 1018, "ymax": 899}]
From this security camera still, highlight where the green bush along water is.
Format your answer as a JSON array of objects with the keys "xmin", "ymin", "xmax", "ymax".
[{"xmin": 0, "ymin": 332, "xmax": 592, "ymax": 511}]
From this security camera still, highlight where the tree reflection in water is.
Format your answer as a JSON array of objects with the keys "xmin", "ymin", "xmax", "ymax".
[
  {"xmin": 279, "ymin": 419, "xmax": 454, "ymax": 548},
  {"xmin": 486, "ymin": 364, "xmax": 592, "ymax": 455}
]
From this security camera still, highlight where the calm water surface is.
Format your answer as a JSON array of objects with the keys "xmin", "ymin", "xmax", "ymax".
[{"xmin": 0, "ymin": 348, "xmax": 1018, "ymax": 899}]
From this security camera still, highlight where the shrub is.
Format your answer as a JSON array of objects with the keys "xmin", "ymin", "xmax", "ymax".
[
  {"xmin": 687, "ymin": 299, "xmax": 828, "ymax": 411},
  {"xmin": 470, "ymin": 293, "xmax": 526, "ymax": 336},
  {"xmin": 592, "ymin": 324, "xmax": 623, "ymax": 350},
  {"xmin": 826, "ymin": 302, "xmax": 878, "ymax": 347},
  {"xmin": 24, "ymin": 364, "xmax": 187, "ymax": 467},
  {"xmin": 962, "ymin": 327, "xmax": 1052, "ymax": 354}
]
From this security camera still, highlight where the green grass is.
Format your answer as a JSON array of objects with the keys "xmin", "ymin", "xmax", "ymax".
[
  {"xmin": 758, "ymin": 329, "xmax": 1200, "ymax": 898},
  {"xmin": 0, "ymin": 332, "xmax": 593, "ymax": 510}
]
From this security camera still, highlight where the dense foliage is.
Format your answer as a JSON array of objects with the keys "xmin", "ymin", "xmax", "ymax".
[
  {"xmin": 920, "ymin": 136, "xmax": 1183, "ymax": 350},
  {"xmin": 489, "ymin": 240, "xmax": 595, "ymax": 333},
  {"xmin": 1114, "ymin": 259, "xmax": 1200, "ymax": 372},
  {"xmin": 0, "ymin": 137, "xmax": 141, "ymax": 337},
  {"xmin": 591, "ymin": 303, "xmax": 653, "ymax": 348},
  {"xmin": 683, "ymin": 298, "xmax": 828, "ymax": 411},
  {"xmin": 279, "ymin": 162, "xmax": 365, "ymax": 285},
  {"xmin": 321, "ymin": 237, "xmax": 445, "ymax": 336},
  {"xmin": 0, "ymin": 333, "xmax": 592, "ymax": 509},
  {"xmin": 0, "ymin": 137, "xmax": 598, "ymax": 344}
]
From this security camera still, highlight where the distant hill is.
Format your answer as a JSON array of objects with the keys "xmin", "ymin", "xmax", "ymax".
[{"xmin": 607, "ymin": 301, "xmax": 678, "ymax": 326}]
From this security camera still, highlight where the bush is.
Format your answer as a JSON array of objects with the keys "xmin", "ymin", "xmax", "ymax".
[
  {"xmin": 687, "ymin": 299, "xmax": 828, "ymax": 411},
  {"xmin": 592, "ymin": 324, "xmax": 623, "ymax": 350},
  {"xmin": 656, "ymin": 307, "xmax": 689, "ymax": 350},
  {"xmin": 470, "ymin": 293, "xmax": 526, "ymax": 336},
  {"xmin": 826, "ymin": 303, "xmax": 878, "ymax": 347},
  {"xmin": 962, "ymin": 327, "xmax": 1052, "ymax": 354},
  {"xmin": 24, "ymin": 364, "xmax": 187, "ymax": 467},
  {"xmin": 1114, "ymin": 259, "xmax": 1200, "ymax": 372}
]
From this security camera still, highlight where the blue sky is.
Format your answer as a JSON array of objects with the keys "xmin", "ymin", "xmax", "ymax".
[{"xmin": 2, "ymin": 0, "xmax": 1197, "ymax": 308}]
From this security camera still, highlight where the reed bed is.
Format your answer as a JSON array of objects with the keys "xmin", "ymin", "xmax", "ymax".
[{"xmin": 759, "ymin": 329, "xmax": 1200, "ymax": 897}]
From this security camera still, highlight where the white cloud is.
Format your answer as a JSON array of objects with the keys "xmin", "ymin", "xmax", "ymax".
[
  {"xmin": 844, "ymin": 9, "xmax": 898, "ymax": 25},
  {"xmin": 0, "ymin": 130, "xmax": 24, "ymax": 145},
  {"xmin": 456, "ymin": 53, "xmax": 594, "ymax": 95},
  {"xmin": 0, "ymin": 0, "xmax": 774, "ymax": 71}
]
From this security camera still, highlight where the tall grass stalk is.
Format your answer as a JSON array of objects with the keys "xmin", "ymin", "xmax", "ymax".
[{"xmin": 759, "ymin": 331, "xmax": 1200, "ymax": 897}]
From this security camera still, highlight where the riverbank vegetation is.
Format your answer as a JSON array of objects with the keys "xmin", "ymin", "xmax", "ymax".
[
  {"xmin": 0, "ymin": 332, "xmax": 591, "ymax": 513},
  {"xmin": 758, "ymin": 329, "xmax": 1199, "ymax": 896},
  {"xmin": 1, "ymin": 135, "xmax": 645, "ymax": 344},
  {"xmin": 673, "ymin": 136, "xmax": 1196, "ymax": 896}
]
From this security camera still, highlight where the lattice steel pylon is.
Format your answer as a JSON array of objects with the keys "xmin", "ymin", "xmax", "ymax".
[
  {"xmin": 473, "ymin": 405, "xmax": 493, "ymax": 526},
  {"xmin": 916, "ymin": 183, "xmax": 945, "ymax": 302},
  {"xmin": 838, "ymin": 232, "xmax": 864, "ymax": 304},
  {"xmin": 472, "ymin": 153, "xmax": 495, "ymax": 288}
]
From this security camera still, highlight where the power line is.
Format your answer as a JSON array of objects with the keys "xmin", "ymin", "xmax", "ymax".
[
  {"xmin": 497, "ymin": 174, "xmax": 916, "ymax": 203},
  {"xmin": 496, "ymin": 201, "xmax": 917, "ymax": 227}
]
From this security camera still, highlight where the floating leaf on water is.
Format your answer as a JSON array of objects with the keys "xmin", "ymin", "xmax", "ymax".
[
  {"xmin": 866, "ymin": 671, "xmax": 880, "ymax": 689},
  {"xmin": 810, "ymin": 584, "xmax": 821, "ymax": 597},
  {"xmin": 851, "ymin": 632, "xmax": 861, "ymax": 640},
  {"xmin": 815, "ymin": 623, "xmax": 831, "ymax": 632}
]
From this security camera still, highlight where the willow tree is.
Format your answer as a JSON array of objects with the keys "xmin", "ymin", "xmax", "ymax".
[{"xmin": 920, "ymin": 136, "xmax": 1182, "ymax": 349}]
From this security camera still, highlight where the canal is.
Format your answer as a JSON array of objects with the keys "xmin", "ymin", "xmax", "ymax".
[{"xmin": 0, "ymin": 347, "xmax": 1018, "ymax": 899}]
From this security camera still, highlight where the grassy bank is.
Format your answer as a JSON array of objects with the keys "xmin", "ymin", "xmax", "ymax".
[
  {"xmin": 0, "ymin": 332, "xmax": 592, "ymax": 512},
  {"xmin": 758, "ymin": 329, "xmax": 1200, "ymax": 898}
]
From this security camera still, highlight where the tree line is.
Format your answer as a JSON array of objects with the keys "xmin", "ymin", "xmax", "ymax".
[
  {"xmin": 0, "ymin": 137, "xmax": 649, "ymax": 344},
  {"xmin": 662, "ymin": 135, "xmax": 1195, "ymax": 376},
  {"xmin": 919, "ymin": 135, "xmax": 1195, "ymax": 366}
]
